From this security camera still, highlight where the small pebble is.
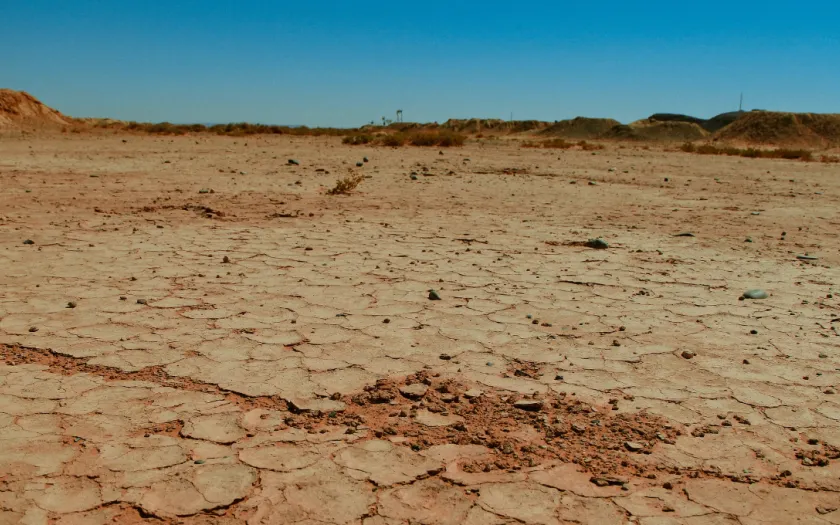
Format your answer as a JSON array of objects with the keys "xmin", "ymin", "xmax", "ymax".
[
  {"xmin": 428, "ymin": 289, "xmax": 442, "ymax": 301},
  {"xmin": 681, "ymin": 350, "xmax": 696, "ymax": 359},
  {"xmin": 22, "ymin": 239, "xmax": 34, "ymax": 245},
  {"xmin": 28, "ymin": 327, "xmax": 38, "ymax": 333},
  {"xmin": 137, "ymin": 299, "xmax": 147, "ymax": 305},
  {"xmin": 585, "ymin": 238, "xmax": 609, "ymax": 250},
  {"xmin": 288, "ymin": 159, "xmax": 300, "ymax": 165},
  {"xmin": 742, "ymin": 289, "xmax": 769, "ymax": 300},
  {"xmin": 66, "ymin": 301, "xmax": 77, "ymax": 309}
]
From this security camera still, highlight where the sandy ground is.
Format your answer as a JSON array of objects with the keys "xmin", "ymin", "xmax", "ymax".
[{"xmin": 1, "ymin": 133, "xmax": 839, "ymax": 524}]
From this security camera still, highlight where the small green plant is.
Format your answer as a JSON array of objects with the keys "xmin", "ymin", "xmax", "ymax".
[{"xmin": 327, "ymin": 174, "xmax": 365, "ymax": 195}]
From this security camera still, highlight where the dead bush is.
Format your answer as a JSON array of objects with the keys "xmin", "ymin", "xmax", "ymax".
[{"xmin": 327, "ymin": 174, "xmax": 365, "ymax": 195}]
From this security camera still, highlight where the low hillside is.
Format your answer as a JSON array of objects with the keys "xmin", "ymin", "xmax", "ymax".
[
  {"xmin": 540, "ymin": 117, "xmax": 621, "ymax": 139},
  {"xmin": 0, "ymin": 89, "xmax": 70, "ymax": 130},
  {"xmin": 712, "ymin": 111, "xmax": 840, "ymax": 147}
]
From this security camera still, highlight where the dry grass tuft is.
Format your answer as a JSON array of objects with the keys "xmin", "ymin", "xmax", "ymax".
[
  {"xmin": 327, "ymin": 174, "xmax": 366, "ymax": 195},
  {"xmin": 522, "ymin": 139, "xmax": 605, "ymax": 150},
  {"xmin": 679, "ymin": 143, "xmax": 814, "ymax": 161},
  {"xmin": 342, "ymin": 130, "xmax": 465, "ymax": 148}
]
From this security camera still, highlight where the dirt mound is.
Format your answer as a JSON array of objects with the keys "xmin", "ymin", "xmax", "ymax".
[
  {"xmin": 0, "ymin": 89, "xmax": 71, "ymax": 130},
  {"xmin": 647, "ymin": 112, "xmax": 743, "ymax": 133},
  {"xmin": 441, "ymin": 119, "xmax": 551, "ymax": 134},
  {"xmin": 712, "ymin": 111, "xmax": 840, "ymax": 147},
  {"xmin": 605, "ymin": 120, "xmax": 708, "ymax": 141},
  {"xmin": 540, "ymin": 117, "xmax": 621, "ymax": 139}
]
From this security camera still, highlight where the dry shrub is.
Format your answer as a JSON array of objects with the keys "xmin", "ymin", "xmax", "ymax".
[
  {"xmin": 380, "ymin": 134, "xmax": 406, "ymax": 147},
  {"xmin": 343, "ymin": 134, "xmax": 374, "ymax": 145},
  {"xmin": 522, "ymin": 139, "xmax": 604, "ymax": 150},
  {"xmin": 680, "ymin": 142, "xmax": 813, "ymax": 161},
  {"xmin": 343, "ymin": 130, "xmax": 464, "ymax": 147},
  {"xmin": 407, "ymin": 130, "xmax": 465, "ymax": 147},
  {"xmin": 327, "ymin": 174, "xmax": 365, "ymax": 195}
]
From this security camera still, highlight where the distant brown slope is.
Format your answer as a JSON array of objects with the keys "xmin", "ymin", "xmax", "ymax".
[
  {"xmin": 601, "ymin": 120, "xmax": 708, "ymax": 141},
  {"xmin": 540, "ymin": 117, "xmax": 621, "ymax": 139},
  {"xmin": 712, "ymin": 111, "xmax": 840, "ymax": 147},
  {"xmin": 0, "ymin": 89, "xmax": 70, "ymax": 130}
]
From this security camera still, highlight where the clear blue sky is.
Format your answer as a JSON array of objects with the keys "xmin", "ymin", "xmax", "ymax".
[{"xmin": 2, "ymin": 1, "xmax": 838, "ymax": 127}]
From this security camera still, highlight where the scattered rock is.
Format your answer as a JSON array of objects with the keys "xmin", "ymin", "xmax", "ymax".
[
  {"xmin": 681, "ymin": 350, "xmax": 696, "ymax": 360},
  {"xmin": 198, "ymin": 188, "xmax": 211, "ymax": 194},
  {"xmin": 22, "ymin": 239, "xmax": 34, "ymax": 245},
  {"xmin": 410, "ymin": 174, "xmax": 418, "ymax": 180},
  {"xmin": 428, "ymin": 289, "xmax": 442, "ymax": 300},
  {"xmin": 399, "ymin": 384, "xmax": 428, "ymax": 400},
  {"xmin": 624, "ymin": 441, "xmax": 644, "ymax": 452},
  {"xmin": 288, "ymin": 398, "xmax": 346, "ymax": 414},
  {"xmin": 363, "ymin": 157, "xmax": 369, "ymax": 163},
  {"xmin": 288, "ymin": 159, "xmax": 300, "ymax": 165},
  {"xmin": 585, "ymin": 238, "xmax": 609, "ymax": 249},
  {"xmin": 356, "ymin": 162, "xmax": 364, "ymax": 167},
  {"xmin": 463, "ymin": 389, "xmax": 483, "ymax": 399},
  {"xmin": 797, "ymin": 255, "xmax": 818, "ymax": 261},
  {"xmin": 66, "ymin": 301, "xmax": 77, "ymax": 309},
  {"xmin": 439, "ymin": 354, "xmax": 452, "ymax": 361},
  {"xmin": 222, "ymin": 255, "xmax": 230, "ymax": 263},
  {"xmin": 673, "ymin": 232, "xmax": 695, "ymax": 237},
  {"xmin": 742, "ymin": 289, "xmax": 769, "ymax": 300},
  {"xmin": 816, "ymin": 506, "xmax": 837, "ymax": 515},
  {"xmin": 28, "ymin": 327, "xmax": 38, "ymax": 333},
  {"xmin": 513, "ymin": 399, "xmax": 543, "ymax": 412},
  {"xmin": 136, "ymin": 299, "xmax": 147, "ymax": 305}
]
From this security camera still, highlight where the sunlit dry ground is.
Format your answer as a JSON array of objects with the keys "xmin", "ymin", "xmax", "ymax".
[{"xmin": 1, "ymin": 133, "xmax": 839, "ymax": 524}]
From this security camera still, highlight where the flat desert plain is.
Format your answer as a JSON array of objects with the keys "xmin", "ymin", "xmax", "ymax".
[{"xmin": 1, "ymin": 134, "xmax": 839, "ymax": 524}]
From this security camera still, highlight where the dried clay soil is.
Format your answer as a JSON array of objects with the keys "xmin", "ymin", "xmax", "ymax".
[{"xmin": 1, "ymin": 133, "xmax": 839, "ymax": 524}]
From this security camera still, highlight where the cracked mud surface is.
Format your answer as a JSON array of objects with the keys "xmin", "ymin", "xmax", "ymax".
[{"xmin": 1, "ymin": 134, "xmax": 840, "ymax": 524}]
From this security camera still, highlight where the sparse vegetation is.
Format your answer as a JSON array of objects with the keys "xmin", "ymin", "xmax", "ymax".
[
  {"xmin": 120, "ymin": 121, "xmax": 351, "ymax": 137},
  {"xmin": 522, "ymin": 139, "xmax": 605, "ymax": 150},
  {"xmin": 342, "ymin": 134, "xmax": 374, "ymax": 145},
  {"xmin": 342, "ymin": 130, "xmax": 466, "ymax": 148},
  {"xmin": 327, "ymin": 174, "xmax": 365, "ymax": 195},
  {"xmin": 679, "ymin": 142, "xmax": 814, "ymax": 161}
]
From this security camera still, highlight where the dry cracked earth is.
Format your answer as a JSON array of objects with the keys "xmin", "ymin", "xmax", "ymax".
[{"xmin": 1, "ymin": 133, "xmax": 839, "ymax": 524}]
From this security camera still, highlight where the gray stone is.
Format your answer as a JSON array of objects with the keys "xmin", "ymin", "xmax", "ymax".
[
  {"xmin": 463, "ymin": 389, "xmax": 483, "ymax": 399},
  {"xmin": 624, "ymin": 441, "xmax": 644, "ymax": 452},
  {"xmin": 428, "ymin": 289, "xmax": 442, "ymax": 300},
  {"xmin": 742, "ymin": 289, "xmax": 769, "ymax": 300},
  {"xmin": 585, "ymin": 238, "xmax": 609, "ymax": 249}
]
